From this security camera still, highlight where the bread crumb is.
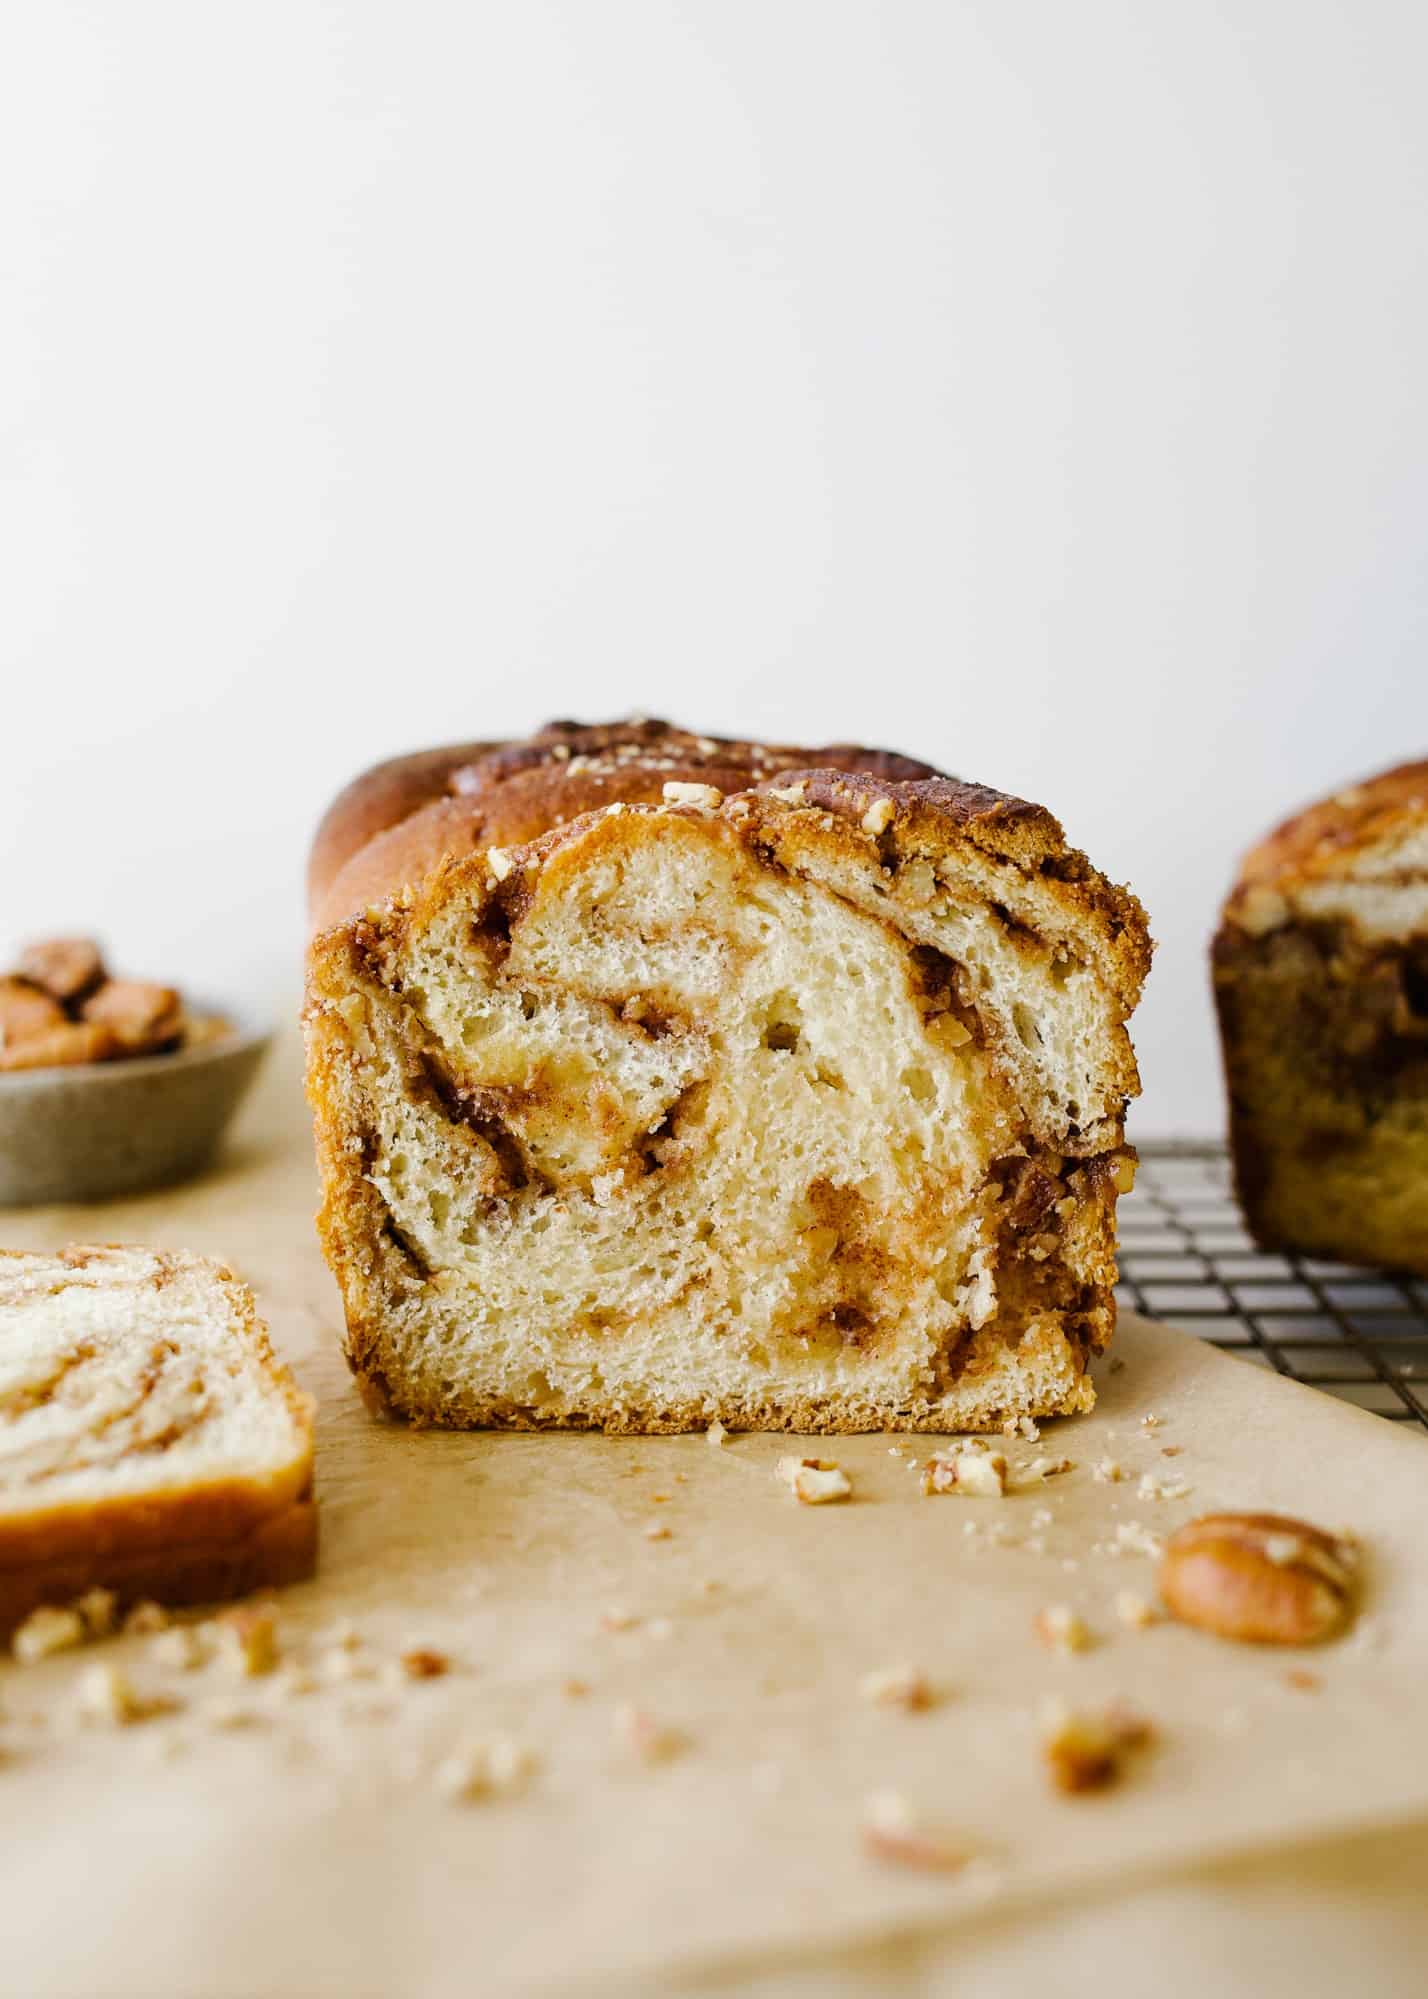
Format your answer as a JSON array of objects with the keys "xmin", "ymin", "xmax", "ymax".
[
  {"xmin": 1024, "ymin": 1456, "xmax": 1074, "ymax": 1482},
  {"xmin": 1137, "ymin": 1473, "xmax": 1191, "ymax": 1502},
  {"xmin": 644, "ymin": 1523, "xmax": 672, "ymax": 1541},
  {"xmin": 1284, "ymin": 1668, "xmax": 1322, "ymax": 1692},
  {"xmin": 1115, "ymin": 1591, "xmax": 1158, "ymax": 1630},
  {"xmin": 150, "ymin": 1625, "xmax": 206, "ymax": 1671},
  {"xmin": 776, "ymin": 1456, "xmax": 852, "ymax": 1504},
  {"xmin": 858, "ymin": 1664, "xmax": 933, "ymax": 1711},
  {"xmin": 79, "ymin": 1663, "xmax": 146, "ymax": 1726},
  {"xmin": 400, "ymin": 1647, "xmax": 450, "ymax": 1680},
  {"xmin": 1161, "ymin": 1445, "xmax": 1184, "ymax": 1459},
  {"xmin": 217, "ymin": 1606, "xmax": 279, "ymax": 1677},
  {"xmin": 861, "ymin": 1790, "xmax": 968, "ymax": 1872},
  {"xmin": 123, "ymin": 1601, "xmax": 170, "ymax": 1637},
  {"xmin": 1040, "ymin": 1698, "xmax": 1152, "ymax": 1793},
  {"xmin": 1140, "ymin": 1412, "xmax": 1161, "ymax": 1430},
  {"xmin": 432, "ymin": 1743, "xmax": 532, "ymax": 1807},
  {"xmin": 705, "ymin": 1418, "xmax": 728, "ymax": 1447},
  {"xmin": 922, "ymin": 1447, "xmax": 1007, "ymax": 1498},
  {"xmin": 563, "ymin": 1678, "xmax": 590, "ymax": 1698},
  {"xmin": 13, "ymin": 1606, "xmax": 85, "ymax": 1664},
  {"xmin": 1113, "ymin": 1521, "xmax": 1165, "ymax": 1559},
  {"xmin": 768, "ymin": 783, "xmax": 807, "ymax": 806},
  {"xmin": 1034, "ymin": 1606, "xmax": 1093, "ymax": 1654},
  {"xmin": 485, "ymin": 847, "xmax": 514, "ymax": 881},
  {"xmin": 614, "ymin": 1703, "xmax": 682, "ymax": 1762},
  {"xmin": 861, "ymin": 798, "xmax": 895, "ymax": 836},
  {"xmin": 75, "ymin": 1588, "xmax": 118, "ymax": 1640},
  {"xmin": 1093, "ymin": 1459, "xmax": 1124, "ymax": 1484}
]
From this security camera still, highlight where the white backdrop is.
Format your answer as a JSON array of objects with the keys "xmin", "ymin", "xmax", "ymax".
[{"xmin": 4, "ymin": 1, "xmax": 1426, "ymax": 1134}]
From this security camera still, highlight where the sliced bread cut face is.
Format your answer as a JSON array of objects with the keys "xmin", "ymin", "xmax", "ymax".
[
  {"xmin": 307, "ymin": 756, "xmax": 1150, "ymax": 1434},
  {"xmin": 0, "ymin": 1246, "xmax": 316, "ymax": 1630},
  {"xmin": 1215, "ymin": 758, "xmax": 1428, "ymax": 1275}
]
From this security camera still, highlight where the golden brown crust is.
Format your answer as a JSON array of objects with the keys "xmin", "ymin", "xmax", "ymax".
[
  {"xmin": 1226, "ymin": 756, "xmax": 1428, "ymax": 910},
  {"xmin": 308, "ymin": 740, "xmax": 499, "ymax": 917},
  {"xmin": 0, "ymin": 1500, "xmax": 316, "ymax": 1637},
  {"xmin": 308, "ymin": 718, "xmax": 941, "ymax": 935}
]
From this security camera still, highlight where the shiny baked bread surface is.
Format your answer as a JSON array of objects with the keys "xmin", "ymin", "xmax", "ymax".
[{"xmin": 305, "ymin": 720, "xmax": 1150, "ymax": 1432}]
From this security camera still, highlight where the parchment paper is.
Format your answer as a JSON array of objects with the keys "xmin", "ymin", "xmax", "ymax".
[{"xmin": 2, "ymin": 1039, "xmax": 1427, "ymax": 1997}]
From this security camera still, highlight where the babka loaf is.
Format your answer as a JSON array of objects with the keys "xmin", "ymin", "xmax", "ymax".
[
  {"xmin": 0, "ymin": 1246, "xmax": 316, "ymax": 1632},
  {"xmin": 1214, "ymin": 757, "xmax": 1428, "ymax": 1275},
  {"xmin": 305, "ymin": 720, "xmax": 1150, "ymax": 1433}
]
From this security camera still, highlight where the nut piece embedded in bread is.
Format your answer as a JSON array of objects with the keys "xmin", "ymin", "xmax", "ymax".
[
  {"xmin": 304, "ymin": 718, "xmax": 1150, "ymax": 1434},
  {"xmin": 1214, "ymin": 758, "xmax": 1428, "ymax": 1273},
  {"xmin": 0, "ymin": 1246, "xmax": 317, "ymax": 1634},
  {"xmin": 1158, "ymin": 1512, "xmax": 1357, "ymax": 1646}
]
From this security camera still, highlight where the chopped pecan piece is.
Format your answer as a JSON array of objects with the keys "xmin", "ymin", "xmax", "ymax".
[
  {"xmin": 82, "ymin": 979, "xmax": 183, "ymax": 1054},
  {"xmin": 15, "ymin": 937, "xmax": 106, "ymax": 1004}
]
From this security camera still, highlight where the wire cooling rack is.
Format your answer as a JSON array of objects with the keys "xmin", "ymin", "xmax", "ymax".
[{"xmin": 1116, "ymin": 1143, "xmax": 1428, "ymax": 1433}]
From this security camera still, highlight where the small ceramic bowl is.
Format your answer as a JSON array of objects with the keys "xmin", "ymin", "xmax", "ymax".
[{"xmin": 0, "ymin": 1011, "xmax": 272, "ymax": 1207}]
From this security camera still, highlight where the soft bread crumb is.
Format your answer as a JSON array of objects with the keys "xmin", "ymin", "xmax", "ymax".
[
  {"xmin": 437, "ymin": 1737, "xmax": 534, "ymax": 1801},
  {"xmin": 1113, "ymin": 1521, "xmax": 1165, "ymax": 1559},
  {"xmin": 75, "ymin": 1588, "xmax": 118, "ymax": 1639},
  {"xmin": 1115, "ymin": 1591, "xmax": 1158, "ymax": 1630},
  {"xmin": 217, "ymin": 1606, "xmax": 279, "ymax": 1678},
  {"xmin": 776, "ymin": 1456, "xmax": 852, "ymax": 1504},
  {"xmin": 705, "ymin": 1419, "xmax": 728, "ymax": 1447},
  {"xmin": 79, "ymin": 1663, "xmax": 148, "ymax": 1726},
  {"xmin": 861, "ymin": 1790, "xmax": 968, "ymax": 1872},
  {"xmin": 1137, "ymin": 1473, "xmax": 1191, "ymax": 1502},
  {"xmin": 123, "ymin": 1601, "xmax": 170, "ymax": 1637},
  {"xmin": 614, "ymin": 1703, "xmax": 683, "ymax": 1762},
  {"xmin": 150, "ymin": 1626, "xmax": 206, "ymax": 1671},
  {"xmin": 1033, "ymin": 1606, "xmax": 1093, "ymax": 1654},
  {"xmin": 13, "ymin": 1606, "xmax": 85, "ymax": 1664},
  {"xmin": 1040, "ymin": 1698, "xmax": 1153, "ymax": 1794},
  {"xmin": 858, "ymin": 1664, "xmax": 933, "ymax": 1711},
  {"xmin": 1025, "ymin": 1456, "xmax": 1074, "ymax": 1482},
  {"xmin": 922, "ymin": 1445, "xmax": 1007, "ymax": 1497}
]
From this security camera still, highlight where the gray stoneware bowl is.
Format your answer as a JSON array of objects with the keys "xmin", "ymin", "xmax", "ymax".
[{"xmin": 0, "ymin": 1012, "xmax": 272, "ymax": 1207}]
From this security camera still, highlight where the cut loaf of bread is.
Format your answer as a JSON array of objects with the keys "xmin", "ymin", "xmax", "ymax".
[
  {"xmin": 306, "ymin": 720, "xmax": 1151, "ymax": 1433},
  {"xmin": 0, "ymin": 1246, "xmax": 316, "ymax": 1632},
  {"xmin": 1214, "ymin": 757, "xmax": 1428, "ymax": 1274}
]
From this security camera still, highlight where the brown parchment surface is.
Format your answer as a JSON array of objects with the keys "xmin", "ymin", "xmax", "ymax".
[{"xmin": 2, "ymin": 1038, "xmax": 1426, "ymax": 1997}]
